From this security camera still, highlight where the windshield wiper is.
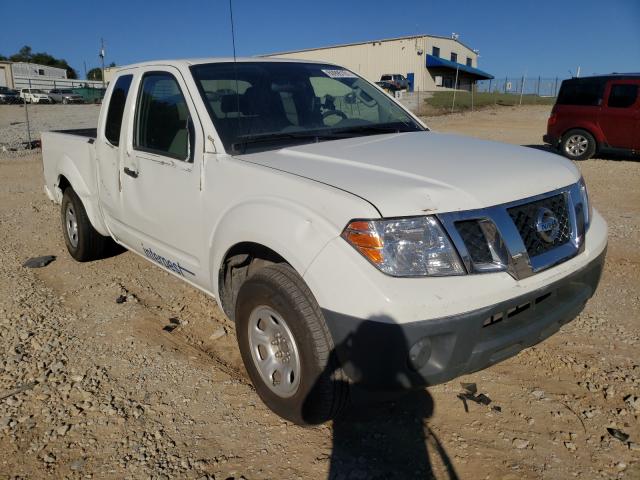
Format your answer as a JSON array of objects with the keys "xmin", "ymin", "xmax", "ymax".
[
  {"xmin": 332, "ymin": 124, "xmax": 420, "ymax": 136},
  {"xmin": 231, "ymin": 131, "xmax": 343, "ymax": 153}
]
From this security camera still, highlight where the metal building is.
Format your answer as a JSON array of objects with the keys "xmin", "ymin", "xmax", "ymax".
[
  {"xmin": 0, "ymin": 61, "xmax": 102, "ymax": 90},
  {"xmin": 262, "ymin": 34, "xmax": 493, "ymax": 91}
]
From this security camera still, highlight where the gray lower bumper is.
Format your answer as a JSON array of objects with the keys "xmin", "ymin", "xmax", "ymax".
[{"xmin": 322, "ymin": 248, "xmax": 606, "ymax": 391}]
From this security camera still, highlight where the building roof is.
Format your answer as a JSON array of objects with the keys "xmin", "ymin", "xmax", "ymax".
[{"xmin": 261, "ymin": 34, "xmax": 478, "ymax": 57}]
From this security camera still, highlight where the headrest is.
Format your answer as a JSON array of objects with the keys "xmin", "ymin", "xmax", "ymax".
[{"xmin": 220, "ymin": 94, "xmax": 239, "ymax": 114}]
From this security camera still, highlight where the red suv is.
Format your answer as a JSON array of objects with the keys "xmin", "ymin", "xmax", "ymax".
[{"xmin": 544, "ymin": 74, "xmax": 640, "ymax": 160}]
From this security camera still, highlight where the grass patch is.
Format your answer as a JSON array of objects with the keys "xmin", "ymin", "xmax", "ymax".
[{"xmin": 424, "ymin": 91, "xmax": 555, "ymax": 113}]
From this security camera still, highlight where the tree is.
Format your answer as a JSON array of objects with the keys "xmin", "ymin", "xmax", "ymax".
[
  {"xmin": 0, "ymin": 54, "xmax": 7, "ymax": 61},
  {"xmin": 87, "ymin": 67, "xmax": 102, "ymax": 81},
  {"xmin": 8, "ymin": 45, "xmax": 78, "ymax": 79}
]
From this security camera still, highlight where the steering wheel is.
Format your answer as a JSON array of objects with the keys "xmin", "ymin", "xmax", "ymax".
[{"xmin": 322, "ymin": 109, "xmax": 348, "ymax": 125}]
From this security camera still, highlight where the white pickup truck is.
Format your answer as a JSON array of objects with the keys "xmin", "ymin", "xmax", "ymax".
[{"xmin": 42, "ymin": 58, "xmax": 607, "ymax": 424}]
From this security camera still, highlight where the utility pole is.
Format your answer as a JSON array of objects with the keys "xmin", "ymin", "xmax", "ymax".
[
  {"xmin": 519, "ymin": 74, "xmax": 526, "ymax": 106},
  {"xmin": 83, "ymin": 61, "xmax": 87, "ymax": 80},
  {"xmin": 99, "ymin": 38, "xmax": 106, "ymax": 88}
]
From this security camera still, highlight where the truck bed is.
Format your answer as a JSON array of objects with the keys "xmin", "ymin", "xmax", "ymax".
[{"xmin": 52, "ymin": 128, "xmax": 97, "ymax": 138}]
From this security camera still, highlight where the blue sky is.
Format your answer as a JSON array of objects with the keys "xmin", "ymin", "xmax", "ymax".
[{"xmin": 1, "ymin": 0, "xmax": 638, "ymax": 79}]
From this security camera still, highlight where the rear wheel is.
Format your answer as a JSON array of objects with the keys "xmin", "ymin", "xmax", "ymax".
[
  {"xmin": 561, "ymin": 129, "xmax": 596, "ymax": 160},
  {"xmin": 61, "ymin": 188, "xmax": 108, "ymax": 261},
  {"xmin": 235, "ymin": 264, "xmax": 348, "ymax": 424}
]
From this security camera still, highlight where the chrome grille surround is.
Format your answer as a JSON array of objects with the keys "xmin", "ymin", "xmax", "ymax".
[{"xmin": 438, "ymin": 182, "xmax": 587, "ymax": 280}]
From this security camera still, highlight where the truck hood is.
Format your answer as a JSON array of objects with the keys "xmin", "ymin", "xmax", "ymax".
[{"xmin": 241, "ymin": 132, "xmax": 581, "ymax": 216}]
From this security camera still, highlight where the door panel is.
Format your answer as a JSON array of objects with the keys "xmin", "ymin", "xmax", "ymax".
[
  {"xmin": 96, "ymin": 74, "xmax": 134, "ymax": 238},
  {"xmin": 599, "ymin": 80, "xmax": 640, "ymax": 150},
  {"xmin": 117, "ymin": 67, "xmax": 206, "ymax": 285}
]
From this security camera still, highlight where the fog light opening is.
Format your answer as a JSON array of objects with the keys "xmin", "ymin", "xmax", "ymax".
[{"xmin": 408, "ymin": 337, "xmax": 432, "ymax": 371}]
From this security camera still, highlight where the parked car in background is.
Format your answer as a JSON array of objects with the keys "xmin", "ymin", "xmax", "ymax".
[
  {"xmin": 375, "ymin": 80, "xmax": 402, "ymax": 95},
  {"xmin": 544, "ymin": 74, "xmax": 640, "ymax": 160},
  {"xmin": 48, "ymin": 89, "xmax": 84, "ymax": 104},
  {"xmin": 20, "ymin": 88, "xmax": 52, "ymax": 104},
  {"xmin": 380, "ymin": 74, "xmax": 408, "ymax": 90},
  {"xmin": 0, "ymin": 86, "xmax": 21, "ymax": 104}
]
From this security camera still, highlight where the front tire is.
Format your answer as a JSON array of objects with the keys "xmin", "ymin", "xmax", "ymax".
[
  {"xmin": 561, "ymin": 129, "xmax": 596, "ymax": 160},
  {"xmin": 61, "ymin": 188, "xmax": 108, "ymax": 261},
  {"xmin": 235, "ymin": 264, "xmax": 348, "ymax": 424}
]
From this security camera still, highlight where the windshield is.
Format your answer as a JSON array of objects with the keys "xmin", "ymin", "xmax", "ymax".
[{"xmin": 190, "ymin": 62, "xmax": 423, "ymax": 154}]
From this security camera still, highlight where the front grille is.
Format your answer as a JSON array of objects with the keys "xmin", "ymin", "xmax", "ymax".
[
  {"xmin": 455, "ymin": 220, "xmax": 493, "ymax": 264},
  {"xmin": 508, "ymin": 193, "xmax": 571, "ymax": 257}
]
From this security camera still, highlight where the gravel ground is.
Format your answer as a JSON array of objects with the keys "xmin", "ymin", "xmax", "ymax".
[{"xmin": 0, "ymin": 104, "xmax": 638, "ymax": 479}]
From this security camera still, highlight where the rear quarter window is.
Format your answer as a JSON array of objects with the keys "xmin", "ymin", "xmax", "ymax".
[
  {"xmin": 557, "ymin": 79, "xmax": 606, "ymax": 106},
  {"xmin": 105, "ymin": 74, "xmax": 133, "ymax": 146}
]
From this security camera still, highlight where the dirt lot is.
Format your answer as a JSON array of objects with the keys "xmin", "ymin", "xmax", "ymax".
[{"xmin": 0, "ymin": 104, "xmax": 638, "ymax": 479}]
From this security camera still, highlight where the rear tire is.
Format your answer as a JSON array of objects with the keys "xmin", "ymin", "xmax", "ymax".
[
  {"xmin": 61, "ymin": 188, "xmax": 108, "ymax": 261},
  {"xmin": 561, "ymin": 129, "xmax": 596, "ymax": 160},
  {"xmin": 235, "ymin": 263, "xmax": 348, "ymax": 424}
]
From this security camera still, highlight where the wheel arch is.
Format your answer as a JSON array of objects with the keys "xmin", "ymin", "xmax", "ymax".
[
  {"xmin": 217, "ymin": 241, "xmax": 291, "ymax": 320},
  {"xmin": 54, "ymin": 166, "xmax": 109, "ymax": 237},
  {"xmin": 561, "ymin": 124, "xmax": 603, "ymax": 146},
  {"xmin": 209, "ymin": 198, "xmax": 345, "ymax": 320}
]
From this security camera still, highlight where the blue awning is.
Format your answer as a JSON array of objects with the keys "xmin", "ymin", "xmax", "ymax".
[{"xmin": 426, "ymin": 54, "xmax": 494, "ymax": 80}]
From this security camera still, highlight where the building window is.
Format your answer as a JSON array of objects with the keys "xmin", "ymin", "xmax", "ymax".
[
  {"xmin": 38, "ymin": 69, "xmax": 45, "ymax": 76},
  {"xmin": 466, "ymin": 57, "xmax": 472, "ymax": 67},
  {"xmin": 450, "ymin": 52, "xmax": 458, "ymax": 63},
  {"xmin": 432, "ymin": 46, "xmax": 440, "ymax": 58}
]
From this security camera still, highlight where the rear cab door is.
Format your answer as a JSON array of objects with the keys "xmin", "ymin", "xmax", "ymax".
[
  {"xmin": 114, "ymin": 65, "xmax": 207, "ymax": 286},
  {"xmin": 599, "ymin": 79, "xmax": 640, "ymax": 150}
]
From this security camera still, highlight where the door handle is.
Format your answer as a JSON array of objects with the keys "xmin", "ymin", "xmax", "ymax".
[{"xmin": 123, "ymin": 167, "xmax": 139, "ymax": 178}]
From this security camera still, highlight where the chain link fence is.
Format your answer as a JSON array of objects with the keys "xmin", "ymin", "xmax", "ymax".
[{"xmin": 396, "ymin": 75, "xmax": 569, "ymax": 116}]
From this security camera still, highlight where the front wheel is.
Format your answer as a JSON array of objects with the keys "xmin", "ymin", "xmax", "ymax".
[
  {"xmin": 561, "ymin": 129, "xmax": 596, "ymax": 160},
  {"xmin": 61, "ymin": 188, "xmax": 108, "ymax": 261},
  {"xmin": 235, "ymin": 264, "xmax": 348, "ymax": 424}
]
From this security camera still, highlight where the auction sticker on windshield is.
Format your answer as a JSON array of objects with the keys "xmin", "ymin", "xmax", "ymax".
[{"xmin": 321, "ymin": 69, "xmax": 358, "ymax": 79}]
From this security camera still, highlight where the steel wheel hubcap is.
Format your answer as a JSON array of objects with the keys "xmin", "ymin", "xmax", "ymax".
[
  {"xmin": 65, "ymin": 204, "xmax": 79, "ymax": 248},
  {"xmin": 566, "ymin": 135, "xmax": 588, "ymax": 157},
  {"xmin": 248, "ymin": 306, "xmax": 301, "ymax": 398}
]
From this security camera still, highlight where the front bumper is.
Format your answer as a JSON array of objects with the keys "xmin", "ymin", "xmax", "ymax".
[
  {"xmin": 304, "ymin": 206, "xmax": 608, "ymax": 391},
  {"xmin": 321, "ymin": 247, "xmax": 605, "ymax": 390}
]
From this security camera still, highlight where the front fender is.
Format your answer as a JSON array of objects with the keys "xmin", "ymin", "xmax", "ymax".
[{"xmin": 208, "ymin": 196, "xmax": 344, "ymax": 297}]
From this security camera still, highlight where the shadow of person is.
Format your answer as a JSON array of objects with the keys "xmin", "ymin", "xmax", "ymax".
[{"xmin": 306, "ymin": 316, "xmax": 459, "ymax": 480}]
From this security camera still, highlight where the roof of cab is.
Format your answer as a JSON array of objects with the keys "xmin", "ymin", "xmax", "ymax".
[{"xmin": 114, "ymin": 56, "xmax": 334, "ymax": 71}]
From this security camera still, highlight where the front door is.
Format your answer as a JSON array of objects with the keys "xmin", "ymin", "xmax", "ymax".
[
  {"xmin": 599, "ymin": 80, "xmax": 640, "ymax": 150},
  {"xmin": 118, "ymin": 67, "xmax": 205, "ymax": 284}
]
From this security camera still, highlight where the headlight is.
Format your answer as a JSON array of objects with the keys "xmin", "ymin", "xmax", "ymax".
[
  {"xmin": 341, "ymin": 216, "xmax": 465, "ymax": 277},
  {"xmin": 579, "ymin": 177, "xmax": 592, "ymax": 229}
]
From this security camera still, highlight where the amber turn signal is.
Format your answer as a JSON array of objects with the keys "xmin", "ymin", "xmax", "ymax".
[{"xmin": 341, "ymin": 221, "xmax": 384, "ymax": 264}]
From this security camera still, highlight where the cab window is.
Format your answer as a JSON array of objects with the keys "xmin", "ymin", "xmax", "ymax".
[{"xmin": 134, "ymin": 72, "xmax": 191, "ymax": 161}]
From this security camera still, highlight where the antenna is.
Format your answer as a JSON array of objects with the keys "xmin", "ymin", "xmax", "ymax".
[
  {"xmin": 229, "ymin": 0, "xmax": 238, "ymax": 62},
  {"xmin": 229, "ymin": 0, "xmax": 241, "ymax": 152}
]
